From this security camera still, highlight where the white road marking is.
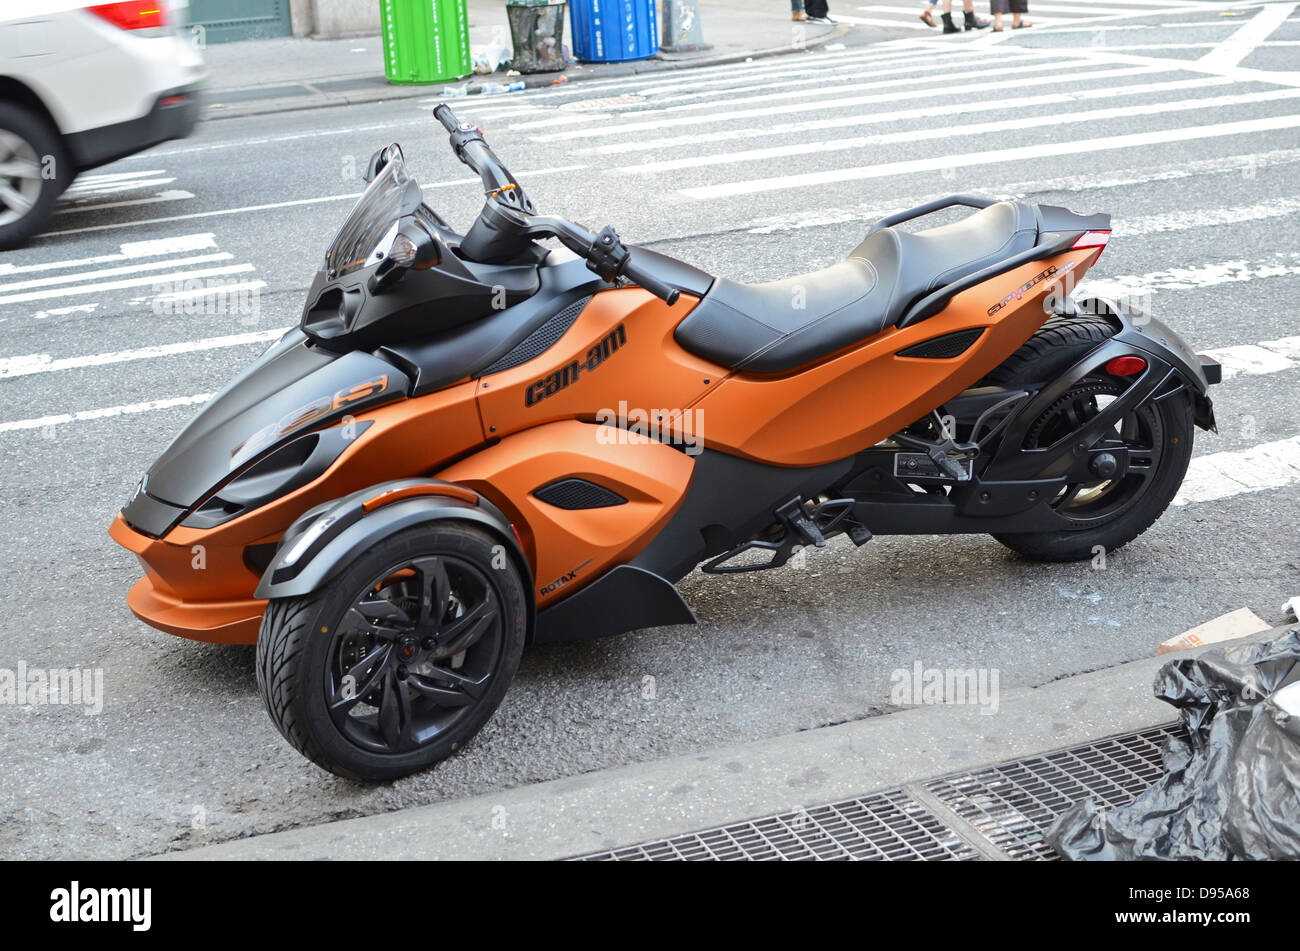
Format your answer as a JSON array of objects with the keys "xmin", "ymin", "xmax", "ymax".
[
  {"xmin": 0, "ymin": 328, "xmax": 288, "ymax": 380},
  {"xmin": 736, "ymin": 184, "xmax": 1300, "ymax": 247},
  {"xmin": 32, "ymin": 304, "xmax": 99, "ymax": 321},
  {"xmin": 603, "ymin": 53, "xmax": 1087, "ymax": 118},
  {"xmin": 1079, "ymin": 254, "xmax": 1300, "ymax": 297},
  {"xmin": 1198, "ymin": 1, "xmax": 1296, "ymax": 69},
  {"xmin": 56, "ymin": 190, "xmax": 195, "ymax": 215},
  {"xmin": 63, "ymin": 177, "xmax": 176, "ymax": 196},
  {"xmin": 1173, "ymin": 435, "xmax": 1300, "ymax": 505},
  {"xmin": 0, "ymin": 393, "xmax": 216, "ymax": 433},
  {"xmin": 0, "ymin": 233, "xmax": 219, "ymax": 275},
  {"xmin": 531, "ymin": 64, "xmax": 1165, "ymax": 142},
  {"xmin": 0, "ymin": 263, "xmax": 256, "ymax": 306},
  {"xmin": 679, "ymin": 113, "xmax": 1300, "ymax": 199},
  {"xmin": 1200, "ymin": 342, "xmax": 1297, "ymax": 378},
  {"xmin": 583, "ymin": 76, "xmax": 1230, "ymax": 155},
  {"xmin": 829, "ymin": 14, "xmax": 940, "ymax": 29},
  {"xmin": 38, "ymin": 165, "xmax": 587, "ymax": 239},
  {"xmin": 513, "ymin": 48, "xmax": 1061, "ymax": 123},
  {"xmin": 72, "ymin": 169, "xmax": 167, "ymax": 182},
  {"xmin": 618, "ymin": 87, "xmax": 1300, "ymax": 174},
  {"xmin": 0, "ymin": 252, "xmax": 234, "ymax": 295},
  {"xmin": 151, "ymin": 279, "xmax": 268, "ymax": 305}
]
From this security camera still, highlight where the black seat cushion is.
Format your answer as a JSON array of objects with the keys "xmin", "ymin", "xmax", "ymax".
[{"xmin": 675, "ymin": 200, "xmax": 1039, "ymax": 373}]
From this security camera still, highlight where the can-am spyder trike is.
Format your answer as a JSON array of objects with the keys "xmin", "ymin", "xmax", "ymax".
[{"xmin": 112, "ymin": 105, "xmax": 1222, "ymax": 779}]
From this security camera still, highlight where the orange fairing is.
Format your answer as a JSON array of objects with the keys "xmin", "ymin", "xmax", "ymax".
[
  {"xmin": 475, "ymin": 287, "xmax": 728, "ymax": 440},
  {"xmin": 694, "ymin": 249, "xmax": 1099, "ymax": 466},
  {"xmin": 437, "ymin": 420, "xmax": 695, "ymax": 607},
  {"xmin": 113, "ymin": 379, "xmax": 487, "ymax": 644}
]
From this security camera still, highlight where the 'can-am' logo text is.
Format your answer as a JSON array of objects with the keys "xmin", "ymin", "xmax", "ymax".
[{"xmin": 525, "ymin": 324, "xmax": 627, "ymax": 406}]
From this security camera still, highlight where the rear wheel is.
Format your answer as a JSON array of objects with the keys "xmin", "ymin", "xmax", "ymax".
[
  {"xmin": 0, "ymin": 103, "xmax": 68, "ymax": 250},
  {"xmin": 984, "ymin": 315, "xmax": 1195, "ymax": 562},
  {"xmin": 255, "ymin": 523, "xmax": 528, "ymax": 781}
]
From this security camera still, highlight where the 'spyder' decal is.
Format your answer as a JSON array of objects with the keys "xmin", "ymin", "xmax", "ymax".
[{"xmin": 987, "ymin": 261, "xmax": 1076, "ymax": 317}]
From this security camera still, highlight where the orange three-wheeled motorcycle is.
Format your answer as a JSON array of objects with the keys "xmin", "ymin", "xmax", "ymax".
[{"xmin": 111, "ymin": 105, "xmax": 1221, "ymax": 779}]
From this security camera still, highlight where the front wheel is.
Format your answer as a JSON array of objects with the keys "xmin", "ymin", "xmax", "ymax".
[
  {"xmin": 255, "ymin": 523, "xmax": 528, "ymax": 780},
  {"xmin": 985, "ymin": 316, "xmax": 1196, "ymax": 562}
]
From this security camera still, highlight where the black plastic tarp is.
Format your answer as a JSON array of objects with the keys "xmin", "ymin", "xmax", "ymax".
[{"xmin": 1049, "ymin": 625, "xmax": 1300, "ymax": 860}]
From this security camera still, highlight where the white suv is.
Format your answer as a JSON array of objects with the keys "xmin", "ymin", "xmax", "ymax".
[{"xmin": 0, "ymin": 0, "xmax": 205, "ymax": 248}]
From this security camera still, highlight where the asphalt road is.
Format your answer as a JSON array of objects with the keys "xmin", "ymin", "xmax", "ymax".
[{"xmin": 1, "ymin": 0, "xmax": 1297, "ymax": 859}]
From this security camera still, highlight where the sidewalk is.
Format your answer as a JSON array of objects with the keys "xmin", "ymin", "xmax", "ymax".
[
  {"xmin": 199, "ymin": 1, "xmax": 870, "ymax": 120},
  {"xmin": 153, "ymin": 624, "xmax": 1296, "ymax": 861}
]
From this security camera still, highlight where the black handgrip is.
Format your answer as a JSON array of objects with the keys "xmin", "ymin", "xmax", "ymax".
[
  {"xmin": 623, "ymin": 250, "xmax": 680, "ymax": 306},
  {"xmin": 433, "ymin": 103, "xmax": 460, "ymax": 132}
]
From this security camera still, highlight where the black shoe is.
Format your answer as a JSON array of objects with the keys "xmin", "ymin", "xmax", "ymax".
[
  {"xmin": 941, "ymin": 12, "xmax": 961, "ymax": 32},
  {"xmin": 964, "ymin": 10, "xmax": 990, "ymax": 28}
]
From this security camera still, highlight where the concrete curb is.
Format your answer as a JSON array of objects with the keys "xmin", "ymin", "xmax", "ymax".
[
  {"xmin": 201, "ymin": 23, "xmax": 854, "ymax": 121},
  {"xmin": 151, "ymin": 624, "xmax": 1294, "ymax": 861}
]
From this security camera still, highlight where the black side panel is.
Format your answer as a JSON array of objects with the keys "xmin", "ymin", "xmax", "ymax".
[
  {"xmin": 534, "ymin": 565, "xmax": 696, "ymax": 643},
  {"xmin": 630, "ymin": 450, "xmax": 856, "ymax": 583},
  {"xmin": 380, "ymin": 255, "xmax": 608, "ymax": 396},
  {"xmin": 480, "ymin": 294, "xmax": 592, "ymax": 375},
  {"xmin": 141, "ymin": 336, "xmax": 406, "ymax": 508}
]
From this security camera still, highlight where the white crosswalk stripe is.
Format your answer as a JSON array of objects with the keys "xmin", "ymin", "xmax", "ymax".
[{"xmin": 0, "ymin": 232, "xmax": 265, "ymax": 315}]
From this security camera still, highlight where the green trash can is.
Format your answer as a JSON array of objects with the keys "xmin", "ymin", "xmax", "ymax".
[{"xmin": 381, "ymin": 0, "xmax": 472, "ymax": 86}]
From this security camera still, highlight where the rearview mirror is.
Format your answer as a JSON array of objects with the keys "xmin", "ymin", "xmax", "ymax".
[{"xmin": 362, "ymin": 143, "xmax": 405, "ymax": 183}]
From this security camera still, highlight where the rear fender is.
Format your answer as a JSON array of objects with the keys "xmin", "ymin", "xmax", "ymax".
[
  {"xmin": 978, "ymin": 299, "xmax": 1218, "ymax": 485},
  {"xmin": 1078, "ymin": 296, "xmax": 1220, "ymax": 430}
]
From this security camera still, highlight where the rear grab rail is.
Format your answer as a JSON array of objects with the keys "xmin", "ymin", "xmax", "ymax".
[{"xmin": 867, "ymin": 194, "xmax": 998, "ymax": 236}]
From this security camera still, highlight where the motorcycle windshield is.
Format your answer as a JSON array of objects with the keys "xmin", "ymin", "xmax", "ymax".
[{"xmin": 324, "ymin": 148, "xmax": 423, "ymax": 279}]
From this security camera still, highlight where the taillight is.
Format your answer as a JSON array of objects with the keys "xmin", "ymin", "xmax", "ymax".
[
  {"xmin": 86, "ymin": 2, "xmax": 167, "ymax": 30},
  {"xmin": 1072, "ymin": 230, "xmax": 1110, "ymax": 250}
]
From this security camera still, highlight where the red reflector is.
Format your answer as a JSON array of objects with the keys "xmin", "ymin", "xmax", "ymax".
[
  {"xmin": 1072, "ymin": 230, "xmax": 1110, "ymax": 250},
  {"xmin": 1105, "ymin": 355, "xmax": 1147, "ymax": 377},
  {"xmin": 87, "ymin": 2, "xmax": 167, "ymax": 30},
  {"xmin": 158, "ymin": 95, "xmax": 187, "ymax": 107}
]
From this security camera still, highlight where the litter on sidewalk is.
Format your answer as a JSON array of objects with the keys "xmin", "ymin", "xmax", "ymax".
[
  {"xmin": 1154, "ymin": 606, "xmax": 1271, "ymax": 655},
  {"xmin": 1050, "ymin": 626, "xmax": 1300, "ymax": 860}
]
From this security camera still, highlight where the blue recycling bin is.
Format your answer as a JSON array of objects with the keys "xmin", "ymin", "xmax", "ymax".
[{"xmin": 569, "ymin": 0, "xmax": 657, "ymax": 63}]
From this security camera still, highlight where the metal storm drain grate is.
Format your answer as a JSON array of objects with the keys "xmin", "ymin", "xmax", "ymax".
[
  {"xmin": 923, "ymin": 724, "xmax": 1182, "ymax": 861},
  {"xmin": 572, "ymin": 724, "xmax": 1183, "ymax": 861},
  {"xmin": 578, "ymin": 789, "xmax": 979, "ymax": 861}
]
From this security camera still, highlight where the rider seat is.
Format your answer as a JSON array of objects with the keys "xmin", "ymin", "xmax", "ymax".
[{"xmin": 673, "ymin": 200, "xmax": 1042, "ymax": 373}]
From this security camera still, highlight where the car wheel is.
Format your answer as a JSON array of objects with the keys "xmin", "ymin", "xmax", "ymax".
[{"xmin": 0, "ymin": 102, "xmax": 68, "ymax": 250}]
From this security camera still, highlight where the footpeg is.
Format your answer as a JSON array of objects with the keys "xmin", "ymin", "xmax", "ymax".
[
  {"xmin": 776, "ymin": 498, "xmax": 827, "ymax": 547},
  {"xmin": 702, "ymin": 497, "xmax": 869, "ymax": 574}
]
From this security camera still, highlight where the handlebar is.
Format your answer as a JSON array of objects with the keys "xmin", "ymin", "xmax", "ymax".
[
  {"xmin": 433, "ymin": 103, "xmax": 680, "ymax": 306},
  {"xmin": 433, "ymin": 103, "xmax": 527, "ymax": 205}
]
